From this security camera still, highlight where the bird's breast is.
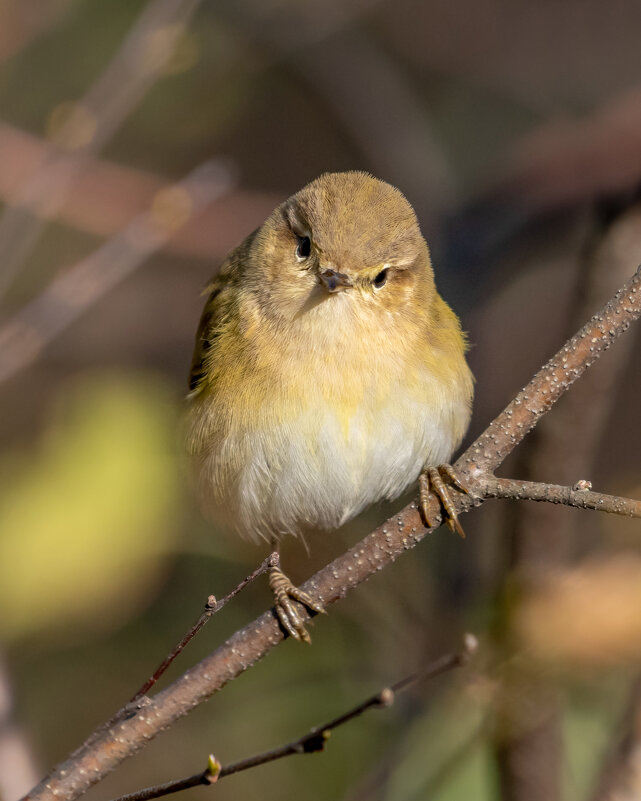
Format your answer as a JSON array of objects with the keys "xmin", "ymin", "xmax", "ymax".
[
  {"xmin": 190, "ymin": 348, "xmax": 464, "ymax": 541},
  {"xmin": 188, "ymin": 291, "xmax": 471, "ymax": 540}
]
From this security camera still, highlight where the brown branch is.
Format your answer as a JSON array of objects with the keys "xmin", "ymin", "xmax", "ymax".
[
  {"xmin": 20, "ymin": 266, "xmax": 641, "ymax": 801},
  {"xmin": 110, "ymin": 635, "xmax": 478, "ymax": 801},
  {"xmin": 458, "ymin": 266, "xmax": 641, "ymax": 481},
  {"xmin": 475, "ymin": 475, "xmax": 641, "ymax": 519},
  {"xmin": 0, "ymin": 121, "xmax": 280, "ymax": 262}
]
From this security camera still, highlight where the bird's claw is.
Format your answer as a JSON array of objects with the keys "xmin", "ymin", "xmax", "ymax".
[
  {"xmin": 269, "ymin": 564, "xmax": 325, "ymax": 644},
  {"xmin": 419, "ymin": 464, "xmax": 470, "ymax": 538}
]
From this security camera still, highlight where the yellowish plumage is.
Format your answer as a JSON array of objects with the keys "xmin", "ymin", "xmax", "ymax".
[{"xmin": 187, "ymin": 172, "xmax": 473, "ymax": 543}]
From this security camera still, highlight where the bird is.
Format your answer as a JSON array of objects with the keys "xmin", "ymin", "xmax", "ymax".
[{"xmin": 186, "ymin": 171, "xmax": 474, "ymax": 642}]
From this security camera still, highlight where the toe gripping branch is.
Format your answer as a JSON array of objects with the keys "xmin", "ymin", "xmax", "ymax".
[
  {"xmin": 268, "ymin": 555, "xmax": 325, "ymax": 644},
  {"xmin": 419, "ymin": 464, "xmax": 471, "ymax": 538}
]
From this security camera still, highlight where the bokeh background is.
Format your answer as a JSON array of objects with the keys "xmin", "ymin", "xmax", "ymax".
[{"xmin": 1, "ymin": 2, "xmax": 641, "ymax": 800}]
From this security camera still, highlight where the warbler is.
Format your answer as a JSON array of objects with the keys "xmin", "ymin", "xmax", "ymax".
[{"xmin": 187, "ymin": 171, "xmax": 473, "ymax": 642}]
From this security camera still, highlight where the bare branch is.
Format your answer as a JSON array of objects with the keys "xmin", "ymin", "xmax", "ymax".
[
  {"xmin": 475, "ymin": 475, "xmax": 641, "ymax": 519},
  {"xmin": 109, "ymin": 635, "xmax": 478, "ymax": 801},
  {"xmin": 20, "ymin": 267, "xmax": 641, "ymax": 801},
  {"xmin": 459, "ymin": 266, "xmax": 641, "ymax": 480}
]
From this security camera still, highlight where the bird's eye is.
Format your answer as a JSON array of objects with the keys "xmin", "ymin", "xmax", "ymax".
[
  {"xmin": 372, "ymin": 268, "xmax": 388, "ymax": 289},
  {"xmin": 296, "ymin": 235, "xmax": 311, "ymax": 261}
]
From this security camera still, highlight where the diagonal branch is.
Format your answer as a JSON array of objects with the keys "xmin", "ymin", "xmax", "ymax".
[
  {"xmin": 20, "ymin": 266, "xmax": 641, "ymax": 801},
  {"xmin": 0, "ymin": 0, "xmax": 203, "ymax": 301},
  {"xmin": 109, "ymin": 635, "xmax": 478, "ymax": 801},
  {"xmin": 459, "ymin": 265, "xmax": 641, "ymax": 480},
  {"xmin": 129, "ymin": 555, "xmax": 273, "ymax": 703},
  {"xmin": 0, "ymin": 160, "xmax": 234, "ymax": 386}
]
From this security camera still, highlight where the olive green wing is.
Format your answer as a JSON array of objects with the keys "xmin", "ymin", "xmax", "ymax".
[
  {"xmin": 187, "ymin": 274, "xmax": 226, "ymax": 396},
  {"xmin": 187, "ymin": 232, "xmax": 256, "ymax": 397}
]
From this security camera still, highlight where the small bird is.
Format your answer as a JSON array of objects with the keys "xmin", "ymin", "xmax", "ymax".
[{"xmin": 187, "ymin": 172, "xmax": 473, "ymax": 642}]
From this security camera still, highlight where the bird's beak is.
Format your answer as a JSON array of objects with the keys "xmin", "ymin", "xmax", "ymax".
[{"xmin": 318, "ymin": 268, "xmax": 352, "ymax": 293}]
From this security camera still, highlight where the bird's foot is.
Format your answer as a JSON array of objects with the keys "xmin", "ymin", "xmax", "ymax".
[
  {"xmin": 268, "ymin": 555, "xmax": 325, "ymax": 644},
  {"xmin": 419, "ymin": 464, "xmax": 470, "ymax": 538}
]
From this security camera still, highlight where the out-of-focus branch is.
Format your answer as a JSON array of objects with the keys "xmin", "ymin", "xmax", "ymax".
[
  {"xmin": 19, "ymin": 268, "xmax": 641, "ymax": 801},
  {"xmin": 0, "ymin": 0, "xmax": 73, "ymax": 64},
  {"xmin": 590, "ymin": 676, "xmax": 641, "ymax": 801},
  {"xmin": 0, "ymin": 0, "xmax": 203, "ymax": 300},
  {"xmin": 495, "ymin": 87, "xmax": 641, "ymax": 213},
  {"xmin": 490, "ymin": 202, "xmax": 641, "ymax": 801},
  {"xmin": 222, "ymin": 0, "xmax": 456, "ymax": 228},
  {"xmin": 0, "ymin": 160, "xmax": 235, "ymax": 386},
  {"xmin": 110, "ymin": 636, "xmax": 477, "ymax": 801},
  {"xmin": 448, "ymin": 89, "xmax": 641, "ymax": 280},
  {"xmin": 0, "ymin": 121, "xmax": 280, "ymax": 261},
  {"xmin": 0, "ymin": 652, "xmax": 40, "ymax": 801}
]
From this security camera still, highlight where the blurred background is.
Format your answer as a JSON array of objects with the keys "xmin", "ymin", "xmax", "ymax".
[{"xmin": 1, "ymin": 1, "xmax": 641, "ymax": 800}]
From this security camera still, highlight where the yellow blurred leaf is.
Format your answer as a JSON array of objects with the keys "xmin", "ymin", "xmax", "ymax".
[
  {"xmin": 0, "ymin": 372, "xmax": 182, "ymax": 643},
  {"xmin": 517, "ymin": 554, "xmax": 641, "ymax": 668}
]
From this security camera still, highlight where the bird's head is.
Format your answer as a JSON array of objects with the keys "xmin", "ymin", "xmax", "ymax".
[{"xmin": 249, "ymin": 172, "xmax": 434, "ymax": 322}]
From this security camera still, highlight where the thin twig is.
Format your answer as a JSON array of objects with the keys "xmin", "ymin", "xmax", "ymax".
[
  {"xmin": 110, "ymin": 635, "xmax": 478, "ymax": 801},
  {"xmin": 130, "ymin": 556, "xmax": 273, "ymax": 703},
  {"xmin": 475, "ymin": 475, "xmax": 641, "ymax": 518},
  {"xmin": 0, "ymin": 0, "xmax": 203, "ymax": 301},
  {"xmin": 0, "ymin": 160, "xmax": 234, "ymax": 386},
  {"xmin": 20, "ymin": 267, "xmax": 641, "ymax": 801}
]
